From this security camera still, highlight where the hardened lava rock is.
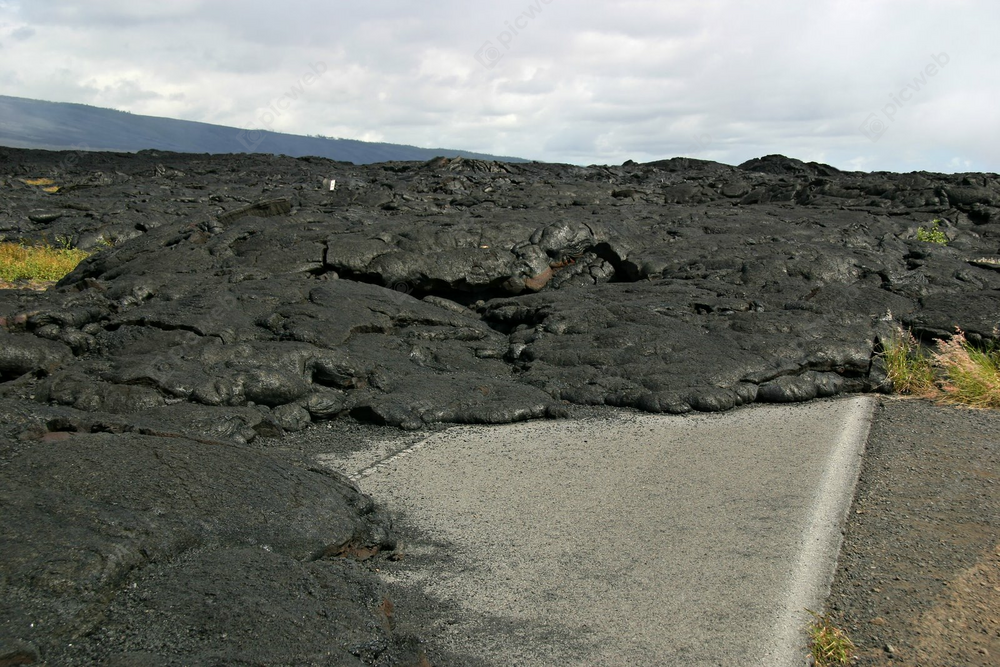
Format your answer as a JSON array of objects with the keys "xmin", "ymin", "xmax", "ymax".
[{"xmin": 1, "ymin": 146, "xmax": 999, "ymax": 663}]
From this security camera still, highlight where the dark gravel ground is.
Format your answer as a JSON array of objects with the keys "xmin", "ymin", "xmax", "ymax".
[{"xmin": 827, "ymin": 396, "xmax": 1000, "ymax": 666}]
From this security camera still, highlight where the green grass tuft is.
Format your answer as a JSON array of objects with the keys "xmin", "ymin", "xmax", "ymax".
[
  {"xmin": 882, "ymin": 327, "xmax": 936, "ymax": 395},
  {"xmin": 0, "ymin": 241, "xmax": 90, "ymax": 283},
  {"xmin": 806, "ymin": 610, "xmax": 855, "ymax": 666}
]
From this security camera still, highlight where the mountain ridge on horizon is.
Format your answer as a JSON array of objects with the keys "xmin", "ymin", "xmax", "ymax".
[{"xmin": 0, "ymin": 94, "xmax": 529, "ymax": 165}]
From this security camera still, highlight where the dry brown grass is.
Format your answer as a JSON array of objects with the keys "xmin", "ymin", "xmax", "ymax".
[
  {"xmin": 933, "ymin": 329, "xmax": 1000, "ymax": 408},
  {"xmin": 882, "ymin": 325, "xmax": 1000, "ymax": 408},
  {"xmin": 20, "ymin": 177, "xmax": 56, "ymax": 186},
  {"xmin": 18, "ymin": 177, "xmax": 60, "ymax": 193}
]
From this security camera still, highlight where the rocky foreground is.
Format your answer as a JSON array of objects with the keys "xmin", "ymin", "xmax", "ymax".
[{"xmin": 1, "ymin": 147, "xmax": 998, "ymax": 665}]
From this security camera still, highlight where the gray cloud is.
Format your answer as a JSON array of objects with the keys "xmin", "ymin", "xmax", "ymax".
[{"xmin": 0, "ymin": 0, "xmax": 997, "ymax": 172}]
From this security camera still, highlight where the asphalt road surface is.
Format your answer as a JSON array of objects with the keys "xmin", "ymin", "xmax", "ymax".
[{"xmin": 327, "ymin": 397, "xmax": 876, "ymax": 666}]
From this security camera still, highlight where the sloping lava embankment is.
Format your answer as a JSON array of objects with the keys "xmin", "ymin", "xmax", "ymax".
[{"xmin": 1, "ymin": 147, "xmax": 999, "ymax": 664}]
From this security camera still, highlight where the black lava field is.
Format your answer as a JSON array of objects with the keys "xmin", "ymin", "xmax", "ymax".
[{"xmin": 1, "ymin": 147, "xmax": 998, "ymax": 665}]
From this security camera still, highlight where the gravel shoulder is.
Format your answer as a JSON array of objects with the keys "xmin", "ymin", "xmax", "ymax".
[{"xmin": 826, "ymin": 396, "xmax": 1000, "ymax": 666}]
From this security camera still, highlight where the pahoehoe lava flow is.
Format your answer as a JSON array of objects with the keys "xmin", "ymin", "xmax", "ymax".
[
  {"xmin": 1, "ymin": 146, "xmax": 999, "ymax": 664},
  {"xmin": 4, "ymin": 149, "xmax": 1000, "ymax": 428}
]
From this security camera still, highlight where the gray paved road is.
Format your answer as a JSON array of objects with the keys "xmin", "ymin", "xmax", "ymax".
[{"xmin": 336, "ymin": 397, "xmax": 875, "ymax": 666}]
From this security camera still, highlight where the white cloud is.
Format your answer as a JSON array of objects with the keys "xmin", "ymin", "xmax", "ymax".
[{"xmin": 0, "ymin": 0, "xmax": 997, "ymax": 172}]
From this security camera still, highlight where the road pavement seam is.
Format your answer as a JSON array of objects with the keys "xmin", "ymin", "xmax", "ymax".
[{"xmin": 349, "ymin": 433, "xmax": 441, "ymax": 481}]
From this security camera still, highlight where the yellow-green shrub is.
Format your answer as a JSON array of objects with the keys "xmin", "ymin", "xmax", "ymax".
[{"xmin": 0, "ymin": 242, "xmax": 90, "ymax": 283}]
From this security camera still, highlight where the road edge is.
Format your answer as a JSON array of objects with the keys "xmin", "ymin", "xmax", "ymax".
[{"xmin": 765, "ymin": 395, "xmax": 878, "ymax": 666}]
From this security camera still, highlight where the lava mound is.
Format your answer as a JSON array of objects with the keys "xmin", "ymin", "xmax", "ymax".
[{"xmin": 3, "ymin": 149, "xmax": 999, "ymax": 429}]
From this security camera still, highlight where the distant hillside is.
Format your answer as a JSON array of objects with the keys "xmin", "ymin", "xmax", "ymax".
[{"xmin": 0, "ymin": 95, "xmax": 527, "ymax": 164}]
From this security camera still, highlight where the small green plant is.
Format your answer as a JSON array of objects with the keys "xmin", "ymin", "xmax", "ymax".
[
  {"xmin": 806, "ymin": 610, "xmax": 855, "ymax": 666},
  {"xmin": 881, "ymin": 327, "xmax": 936, "ymax": 395},
  {"xmin": 932, "ymin": 328, "xmax": 1000, "ymax": 408},
  {"xmin": 916, "ymin": 219, "xmax": 948, "ymax": 244},
  {"xmin": 0, "ymin": 241, "xmax": 90, "ymax": 283}
]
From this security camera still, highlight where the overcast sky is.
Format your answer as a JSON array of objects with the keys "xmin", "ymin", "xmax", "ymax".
[{"xmin": 1, "ymin": 0, "xmax": 997, "ymax": 172}]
